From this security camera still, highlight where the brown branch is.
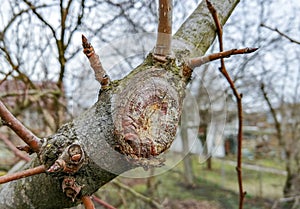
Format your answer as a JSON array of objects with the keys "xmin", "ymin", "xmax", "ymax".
[
  {"xmin": 81, "ymin": 196, "xmax": 95, "ymax": 209},
  {"xmin": 0, "ymin": 101, "xmax": 42, "ymax": 153},
  {"xmin": 0, "ymin": 133, "xmax": 31, "ymax": 162},
  {"xmin": 260, "ymin": 83, "xmax": 283, "ymax": 146},
  {"xmin": 206, "ymin": 1, "xmax": 246, "ymax": 208},
  {"xmin": 187, "ymin": 47, "xmax": 258, "ymax": 69},
  {"xmin": 261, "ymin": 23, "xmax": 300, "ymax": 45},
  {"xmin": 154, "ymin": 0, "xmax": 173, "ymax": 56},
  {"xmin": 0, "ymin": 165, "xmax": 45, "ymax": 184},
  {"xmin": 92, "ymin": 195, "xmax": 117, "ymax": 209},
  {"xmin": 82, "ymin": 35, "xmax": 110, "ymax": 88},
  {"xmin": 22, "ymin": 0, "xmax": 57, "ymax": 40}
]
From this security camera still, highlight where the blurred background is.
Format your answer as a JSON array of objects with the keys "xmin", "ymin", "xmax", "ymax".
[{"xmin": 0, "ymin": 0, "xmax": 299, "ymax": 208}]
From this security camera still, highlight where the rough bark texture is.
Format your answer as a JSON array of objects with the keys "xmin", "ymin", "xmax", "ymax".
[{"xmin": 0, "ymin": 0, "xmax": 239, "ymax": 208}]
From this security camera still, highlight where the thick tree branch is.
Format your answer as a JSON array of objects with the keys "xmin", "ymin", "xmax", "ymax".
[
  {"xmin": 174, "ymin": 0, "xmax": 239, "ymax": 57},
  {"xmin": 154, "ymin": 0, "xmax": 173, "ymax": 56},
  {"xmin": 0, "ymin": 101, "xmax": 42, "ymax": 153},
  {"xmin": 0, "ymin": 1, "xmax": 248, "ymax": 208},
  {"xmin": 206, "ymin": 1, "xmax": 246, "ymax": 208},
  {"xmin": 0, "ymin": 165, "xmax": 45, "ymax": 184}
]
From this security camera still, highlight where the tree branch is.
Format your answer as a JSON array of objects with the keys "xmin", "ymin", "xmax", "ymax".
[
  {"xmin": 82, "ymin": 35, "xmax": 110, "ymax": 87},
  {"xmin": 187, "ymin": 47, "xmax": 258, "ymax": 69},
  {"xmin": 81, "ymin": 196, "xmax": 95, "ymax": 209},
  {"xmin": 0, "ymin": 101, "xmax": 42, "ymax": 153},
  {"xmin": 154, "ymin": 0, "xmax": 173, "ymax": 56},
  {"xmin": 260, "ymin": 83, "xmax": 283, "ymax": 146},
  {"xmin": 174, "ymin": 0, "xmax": 240, "ymax": 56},
  {"xmin": 261, "ymin": 23, "xmax": 300, "ymax": 45},
  {"xmin": 112, "ymin": 181, "xmax": 163, "ymax": 209},
  {"xmin": 206, "ymin": 1, "xmax": 246, "ymax": 208},
  {"xmin": 0, "ymin": 133, "xmax": 31, "ymax": 162},
  {"xmin": 22, "ymin": 0, "xmax": 57, "ymax": 40},
  {"xmin": 0, "ymin": 165, "xmax": 45, "ymax": 184},
  {"xmin": 92, "ymin": 195, "xmax": 117, "ymax": 209}
]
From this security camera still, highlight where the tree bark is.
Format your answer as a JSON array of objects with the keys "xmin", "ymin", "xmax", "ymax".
[{"xmin": 0, "ymin": 0, "xmax": 239, "ymax": 208}]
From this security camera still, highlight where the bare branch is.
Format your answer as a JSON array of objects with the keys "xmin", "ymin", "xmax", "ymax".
[
  {"xmin": 92, "ymin": 195, "xmax": 117, "ymax": 209},
  {"xmin": 261, "ymin": 23, "xmax": 300, "ymax": 45},
  {"xmin": 206, "ymin": 1, "xmax": 246, "ymax": 208},
  {"xmin": 0, "ymin": 133, "xmax": 31, "ymax": 162},
  {"xmin": 112, "ymin": 181, "xmax": 164, "ymax": 209},
  {"xmin": 22, "ymin": 0, "xmax": 57, "ymax": 40},
  {"xmin": 82, "ymin": 35, "xmax": 110, "ymax": 87},
  {"xmin": 187, "ymin": 47, "xmax": 258, "ymax": 69},
  {"xmin": 0, "ymin": 165, "xmax": 45, "ymax": 184},
  {"xmin": 0, "ymin": 101, "xmax": 42, "ymax": 153},
  {"xmin": 260, "ymin": 83, "xmax": 283, "ymax": 146},
  {"xmin": 81, "ymin": 196, "xmax": 95, "ymax": 209},
  {"xmin": 1, "ymin": 4, "xmax": 53, "ymax": 37},
  {"xmin": 154, "ymin": 0, "xmax": 173, "ymax": 56}
]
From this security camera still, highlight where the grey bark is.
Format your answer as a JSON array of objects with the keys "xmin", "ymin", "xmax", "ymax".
[{"xmin": 0, "ymin": 0, "xmax": 239, "ymax": 208}]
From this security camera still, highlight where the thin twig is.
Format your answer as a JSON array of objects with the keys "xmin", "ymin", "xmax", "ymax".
[
  {"xmin": 206, "ymin": 1, "xmax": 246, "ymax": 208},
  {"xmin": 188, "ymin": 47, "xmax": 258, "ymax": 69},
  {"xmin": 0, "ymin": 165, "xmax": 45, "ymax": 184},
  {"xmin": 154, "ymin": 0, "xmax": 173, "ymax": 56},
  {"xmin": 0, "ymin": 133, "xmax": 31, "ymax": 162},
  {"xmin": 261, "ymin": 23, "xmax": 300, "ymax": 45},
  {"xmin": 113, "ymin": 180, "xmax": 163, "ymax": 209},
  {"xmin": 81, "ymin": 196, "xmax": 95, "ymax": 209},
  {"xmin": 82, "ymin": 35, "xmax": 110, "ymax": 87},
  {"xmin": 0, "ymin": 100, "xmax": 42, "ymax": 153},
  {"xmin": 92, "ymin": 195, "xmax": 117, "ymax": 209}
]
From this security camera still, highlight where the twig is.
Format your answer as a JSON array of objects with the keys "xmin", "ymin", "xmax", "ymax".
[
  {"xmin": 0, "ymin": 165, "xmax": 45, "ymax": 184},
  {"xmin": 81, "ymin": 196, "xmax": 95, "ymax": 209},
  {"xmin": 206, "ymin": 1, "xmax": 246, "ymax": 208},
  {"xmin": 261, "ymin": 23, "xmax": 300, "ymax": 45},
  {"xmin": 0, "ymin": 133, "xmax": 31, "ymax": 162},
  {"xmin": 112, "ymin": 180, "xmax": 163, "ymax": 209},
  {"xmin": 82, "ymin": 35, "xmax": 110, "ymax": 87},
  {"xmin": 260, "ymin": 83, "xmax": 283, "ymax": 146},
  {"xmin": 0, "ymin": 100, "xmax": 42, "ymax": 153},
  {"xmin": 187, "ymin": 47, "xmax": 258, "ymax": 69},
  {"xmin": 154, "ymin": 0, "xmax": 173, "ymax": 56},
  {"xmin": 92, "ymin": 195, "xmax": 117, "ymax": 209}
]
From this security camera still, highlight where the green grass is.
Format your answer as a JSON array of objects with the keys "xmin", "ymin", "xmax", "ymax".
[
  {"xmin": 96, "ymin": 154, "xmax": 284, "ymax": 208},
  {"xmin": 195, "ymin": 157, "xmax": 286, "ymax": 199},
  {"xmin": 227, "ymin": 154, "xmax": 286, "ymax": 171}
]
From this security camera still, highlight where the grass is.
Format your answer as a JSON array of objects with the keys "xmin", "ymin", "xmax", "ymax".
[
  {"xmin": 195, "ymin": 157, "xmax": 286, "ymax": 199},
  {"xmin": 96, "ymin": 153, "xmax": 284, "ymax": 209}
]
